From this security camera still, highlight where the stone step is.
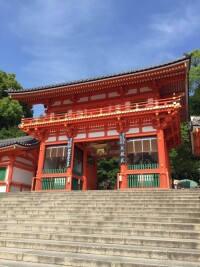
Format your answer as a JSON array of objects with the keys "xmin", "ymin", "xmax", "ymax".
[
  {"xmin": 0, "ymin": 190, "xmax": 199, "ymax": 266},
  {"xmin": 0, "ymin": 203, "xmax": 200, "ymax": 209},
  {"xmin": 0, "ymin": 238, "xmax": 200, "ymax": 262},
  {"xmin": 1, "ymin": 196, "xmax": 200, "ymax": 201},
  {"xmin": 0, "ymin": 259, "xmax": 65, "ymax": 267},
  {"xmin": 0, "ymin": 232, "xmax": 199, "ymax": 249},
  {"xmin": 2, "ymin": 194, "xmax": 200, "ymax": 199},
  {"xmin": 0, "ymin": 246, "xmax": 199, "ymax": 267},
  {"xmin": 0, "ymin": 213, "xmax": 200, "ymax": 220},
  {"xmin": 0, "ymin": 211, "xmax": 200, "ymax": 222},
  {"xmin": 2, "ymin": 191, "xmax": 200, "ymax": 197},
  {"xmin": 0, "ymin": 227, "xmax": 199, "ymax": 240},
  {"xmin": 0, "ymin": 221, "xmax": 199, "ymax": 233},
  {"xmin": 0, "ymin": 216, "xmax": 199, "ymax": 224},
  {"xmin": 1, "ymin": 195, "xmax": 200, "ymax": 201},
  {"xmin": 1, "ymin": 206, "xmax": 200, "ymax": 212}
]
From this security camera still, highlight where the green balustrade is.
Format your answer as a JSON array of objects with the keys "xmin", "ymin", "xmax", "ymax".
[
  {"xmin": 43, "ymin": 168, "xmax": 66, "ymax": 174},
  {"xmin": 128, "ymin": 163, "xmax": 158, "ymax": 170},
  {"xmin": 41, "ymin": 177, "xmax": 66, "ymax": 190},
  {"xmin": 128, "ymin": 173, "xmax": 160, "ymax": 188}
]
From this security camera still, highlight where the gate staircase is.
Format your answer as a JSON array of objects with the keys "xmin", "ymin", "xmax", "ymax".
[{"xmin": 0, "ymin": 190, "xmax": 199, "ymax": 266}]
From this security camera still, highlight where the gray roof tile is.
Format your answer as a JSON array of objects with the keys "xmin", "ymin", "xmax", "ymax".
[
  {"xmin": 0, "ymin": 136, "xmax": 40, "ymax": 149},
  {"xmin": 7, "ymin": 56, "xmax": 190, "ymax": 93}
]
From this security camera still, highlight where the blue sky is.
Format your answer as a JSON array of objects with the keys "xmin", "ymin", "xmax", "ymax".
[{"xmin": 1, "ymin": 0, "xmax": 200, "ymax": 117}]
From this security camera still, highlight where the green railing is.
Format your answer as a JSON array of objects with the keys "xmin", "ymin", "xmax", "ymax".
[
  {"xmin": 43, "ymin": 168, "xmax": 66, "ymax": 174},
  {"xmin": 128, "ymin": 163, "xmax": 158, "ymax": 170},
  {"xmin": 128, "ymin": 174, "xmax": 160, "ymax": 188},
  {"xmin": 41, "ymin": 177, "xmax": 66, "ymax": 190},
  {"xmin": 72, "ymin": 169, "xmax": 82, "ymax": 176}
]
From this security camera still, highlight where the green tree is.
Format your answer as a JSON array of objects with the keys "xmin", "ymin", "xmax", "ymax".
[
  {"xmin": 97, "ymin": 157, "xmax": 119, "ymax": 189},
  {"xmin": 189, "ymin": 49, "xmax": 200, "ymax": 93},
  {"xmin": 190, "ymin": 85, "xmax": 200, "ymax": 115},
  {"xmin": 188, "ymin": 49, "xmax": 200, "ymax": 115},
  {"xmin": 0, "ymin": 70, "xmax": 33, "ymax": 139},
  {"xmin": 170, "ymin": 123, "xmax": 199, "ymax": 183},
  {"xmin": 0, "ymin": 71, "xmax": 22, "ymax": 98},
  {"xmin": 170, "ymin": 49, "xmax": 200, "ymax": 183},
  {"xmin": 0, "ymin": 97, "xmax": 23, "ymax": 128},
  {"xmin": 0, "ymin": 126, "xmax": 25, "ymax": 139}
]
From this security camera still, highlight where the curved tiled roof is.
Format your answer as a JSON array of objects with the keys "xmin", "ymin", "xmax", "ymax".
[
  {"xmin": 7, "ymin": 56, "xmax": 190, "ymax": 93},
  {"xmin": 0, "ymin": 136, "xmax": 40, "ymax": 149}
]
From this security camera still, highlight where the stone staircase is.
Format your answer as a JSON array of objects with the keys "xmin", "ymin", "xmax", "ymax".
[{"xmin": 0, "ymin": 190, "xmax": 199, "ymax": 267}]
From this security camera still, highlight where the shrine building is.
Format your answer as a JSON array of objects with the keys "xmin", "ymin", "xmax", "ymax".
[
  {"xmin": 4, "ymin": 56, "xmax": 190, "ymax": 191},
  {"xmin": 189, "ymin": 116, "xmax": 200, "ymax": 157},
  {"xmin": 0, "ymin": 136, "xmax": 39, "ymax": 192}
]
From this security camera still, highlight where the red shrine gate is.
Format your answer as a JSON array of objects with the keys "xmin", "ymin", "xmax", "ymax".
[{"xmin": 8, "ymin": 57, "xmax": 190, "ymax": 191}]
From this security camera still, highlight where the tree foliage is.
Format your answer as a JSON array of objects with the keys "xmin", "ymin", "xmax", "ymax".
[
  {"xmin": 0, "ymin": 126, "xmax": 25, "ymax": 139},
  {"xmin": 190, "ymin": 85, "xmax": 200, "ymax": 115},
  {"xmin": 97, "ymin": 158, "xmax": 119, "ymax": 189},
  {"xmin": 170, "ymin": 49, "xmax": 200, "ymax": 183},
  {"xmin": 0, "ymin": 70, "xmax": 32, "ymax": 139},
  {"xmin": 189, "ymin": 49, "xmax": 200, "ymax": 93},
  {"xmin": 0, "ymin": 97, "xmax": 23, "ymax": 128},
  {"xmin": 170, "ymin": 123, "xmax": 199, "ymax": 182},
  {"xmin": 0, "ymin": 71, "xmax": 22, "ymax": 98}
]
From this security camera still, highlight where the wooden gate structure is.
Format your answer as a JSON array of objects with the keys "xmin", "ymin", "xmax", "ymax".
[{"xmin": 7, "ymin": 56, "xmax": 190, "ymax": 191}]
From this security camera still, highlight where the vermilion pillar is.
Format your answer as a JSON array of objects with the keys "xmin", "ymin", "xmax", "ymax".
[
  {"xmin": 157, "ymin": 129, "xmax": 170, "ymax": 189},
  {"xmin": 6, "ymin": 156, "xmax": 15, "ymax": 192},
  {"xmin": 35, "ymin": 140, "xmax": 46, "ymax": 191},
  {"xmin": 82, "ymin": 147, "xmax": 87, "ymax": 190},
  {"xmin": 119, "ymin": 164, "xmax": 127, "ymax": 189}
]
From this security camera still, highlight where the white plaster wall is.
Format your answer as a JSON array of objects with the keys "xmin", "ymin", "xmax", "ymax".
[
  {"xmin": 108, "ymin": 92, "xmax": 120, "ymax": 98},
  {"xmin": 107, "ymin": 130, "xmax": 118, "ymax": 136},
  {"xmin": 1, "ymin": 157, "xmax": 9, "ymax": 161},
  {"xmin": 127, "ymin": 128, "xmax": 139, "ymax": 134},
  {"xmin": 88, "ymin": 131, "xmax": 105, "ymax": 138},
  {"xmin": 58, "ymin": 135, "xmax": 67, "ymax": 141},
  {"xmin": 78, "ymin": 96, "xmax": 89, "ymax": 102},
  {"xmin": 63, "ymin": 99, "xmax": 73, "ymax": 105},
  {"xmin": 0, "ymin": 185, "xmax": 6, "ymax": 192},
  {"xmin": 142, "ymin": 126, "xmax": 156, "ymax": 132},
  {"xmin": 16, "ymin": 157, "xmax": 34, "ymax": 166},
  {"xmin": 91, "ymin": 94, "xmax": 106, "ymax": 100},
  {"xmin": 140, "ymin": 87, "xmax": 152, "ymax": 92},
  {"xmin": 52, "ymin": 101, "xmax": 61, "ymax": 106},
  {"xmin": 126, "ymin": 89, "xmax": 137, "ymax": 95},
  {"xmin": 46, "ymin": 136, "xmax": 56, "ymax": 142},
  {"xmin": 74, "ymin": 133, "xmax": 86, "ymax": 140},
  {"xmin": 12, "ymin": 167, "xmax": 33, "ymax": 185}
]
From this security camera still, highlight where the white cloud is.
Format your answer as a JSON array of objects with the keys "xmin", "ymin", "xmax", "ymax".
[
  {"xmin": 149, "ymin": 3, "xmax": 200, "ymax": 46},
  {"xmin": 6, "ymin": 0, "xmax": 200, "ymax": 90},
  {"xmin": 9, "ymin": 0, "xmax": 116, "ymax": 86}
]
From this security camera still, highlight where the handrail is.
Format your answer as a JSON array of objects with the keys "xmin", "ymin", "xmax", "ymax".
[{"xmin": 21, "ymin": 95, "xmax": 182, "ymax": 127}]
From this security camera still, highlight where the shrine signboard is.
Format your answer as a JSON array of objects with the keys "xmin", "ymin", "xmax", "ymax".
[
  {"xmin": 119, "ymin": 132, "xmax": 126, "ymax": 165},
  {"xmin": 66, "ymin": 138, "xmax": 73, "ymax": 168}
]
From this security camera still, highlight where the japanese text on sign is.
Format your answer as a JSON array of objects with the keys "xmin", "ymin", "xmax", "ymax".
[
  {"xmin": 119, "ymin": 132, "xmax": 126, "ymax": 165},
  {"xmin": 66, "ymin": 138, "xmax": 73, "ymax": 168}
]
